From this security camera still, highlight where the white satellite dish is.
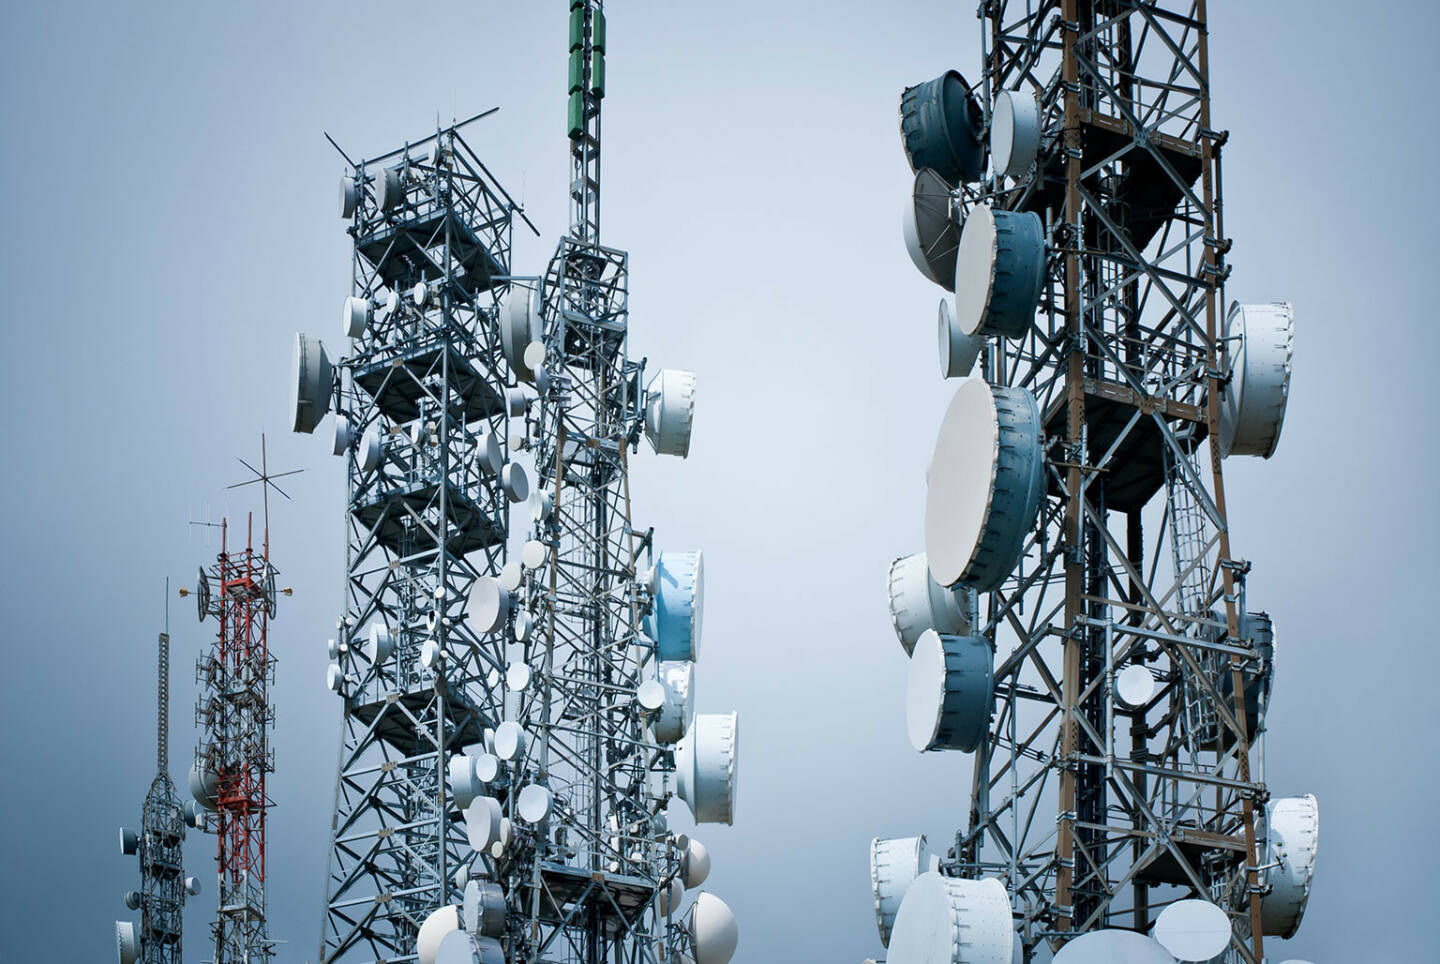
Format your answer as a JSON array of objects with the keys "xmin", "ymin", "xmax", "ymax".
[
  {"xmin": 906, "ymin": 630, "xmax": 994, "ymax": 753},
  {"xmin": 448, "ymin": 754, "xmax": 481, "ymax": 809},
  {"xmin": 189, "ymin": 759, "xmax": 219, "ymax": 812},
  {"xmin": 636, "ymin": 679, "xmax": 666, "ymax": 712},
  {"xmin": 689, "ymin": 893, "xmax": 739, "ymax": 964},
  {"xmin": 648, "ymin": 551, "xmax": 703, "ymax": 662},
  {"xmin": 1260, "ymin": 794, "xmax": 1319, "ymax": 938},
  {"xmin": 528, "ymin": 488, "xmax": 553, "ymax": 524},
  {"xmin": 360, "ymin": 428, "xmax": 384, "ymax": 473},
  {"xmin": 1116, "ymin": 664, "xmax": 1156, "ymax": 708},
  {"xmin": 645, "ymin": 369, "xmax": 697, "ymax": 457},
  {"xmin": 675, "ymin": 712, "xmax": 737, "ymax": 825},
  {"xmin": 513, "ymin": 610, "xmax": 533, "ymax": 642},
  {"xmin": 902, "ymin": 168, "xmax": 960, "ymax": 289},
  {"xmin": 521, "ymin": 540, "xmax": 548, "ymax": 570},
  {"xmin": 120, "ymin": 826, "xmax": 139, "ymax": 855},
  {"xmin": 501, "ymin": 462, "xmax": 530, "ymax": 503},
  {"xmin": 885, "ymin": 872, "xmax": 1012, "ymax": 964},
  {"xmin": 364, "ymin": 624, "xmax": 394, "ymax": 664},
  {"xmin": 506, "ymin": 662, "xmax": 532, "ymax": 692},
  {"xmin": 290, "ymin": 332, "xmax": 334, "ymax": 434},
  {"xmin": 468, "ymin": 577, "xmax": 510, "ymax": 635},
  {"xmin": 886, "ymin": 552, "xmax": 974, "ymax": 655},
  {"xmin": 435, "ymin": 930, "xmax": 505, "ymax": 964},
  {"xmin": 924, "ymin": 379, "xmax": 1045, "ymax": 590},
  {"xmin": 1053, "ymin": 929, "xmax": 1176, "ymax": 963},
  {"xmin": 332, "ymin": 414, "xmax": 351, "ymax": 457},
  {"xmin": 474, "ymin": 752, "xmax": 500, "ymax": 785},
  {"xmin": 517, "ymin": 784, "xmax": 553, "ymax": 824},
  {"xmin": 1153, "ymin": 899, "xmax": 1232, "ymax": 962},
  {"xmin": 415, "ymin": 904, "xmax": 461, "ymax": 964},
  {"xmin": 494, "ymin": 720, "xmax": 527, "ymax": 761},
  {"xmin": 991, "ymin": 89, "xmax": 1041, "ymax": 178},
  {"xmin": 952, "ymin": 203, "xmax": 1046, "ymax": 339},
  {"xmin": 184, "ymin": 876, "xmax": 200, "ymax": 897},
  {"xmin": 475, "ymin": 431, "xmax": 502, "ymax": 476},
  {"xmin": 375, "ymin": 167, "xmax": 404, "ymax": 212},
  {"xmin": 870, "ymin": 835, "xmax": 928, "ymax": 947},
  {"xmin": 340, "ymin": 175, "xmax": 359, "ymax": 218},
  {"xmin": 462, "ymin": 880, "xmax": 508, "ymax": 937},
  {"xmin": 499, "ymin": 286, "xmax": 542, "ymax": 378},
  {"xmin": 504, "ymin": 386, "xmax": 529, "ymax": 418},
  {"xmin": 326, "ymin": 662, "xmax": 344, "ymax": 693},
  {"xmin": 343, "ymin": 295, "xmax": 371, "ymax": 339},
  {"xmin": 653, "ymin": 660, "xmax": 694, "ymax": 746},
  {"xmin": 326, "ymin": 638, "xmax": 339, "ymax": 660},
  {"xmin": 658, "ymin": 877, "xmax": 684, "ymax": 916},
  {"xmin": 522, "ymin": 340, "xmax": 547, "ymax": 374},
  {"xmin": 1219, "ymin": 302, "xmax": 1294, "ymax": 459},
  {"xmin": 412, "ymin": 281, "xmax": 432, "ymax": 308},
  {"xmin": 464, "ymin": 796, "xmax": 503, "ymax": 852},
  {"xmin": 124, "ymin": 890, "xmax": 140, "ymax": 910},
  {"xmin": 499, "ymin": 561, "xmax": 523, "ymax": 593},
  {"xmin": 681, "ymin": 838, "xmax": 711, "ymax": 889},
  {"xmin": 115, "ymin": 921, "xmax": 139, "ymax": 964},
  {"xmin": 421, "ymin": 639, "xmax": 441, "ymax": 671},
  {"xmin": 938, "ymin": 298, "xmax": 984, "ymax": 379}
]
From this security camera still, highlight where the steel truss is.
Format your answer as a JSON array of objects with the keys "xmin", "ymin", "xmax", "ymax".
[
  {"xmin": 947, "ymin": 2, "xmax": 1270, "ymax": 961},
  {"xmin": 320, "ymin": 120, "xmax": 526, "ymax": 961},
  {"xmin": 138, "ymin": 627, "xmax": 187, "ymax": 964}
]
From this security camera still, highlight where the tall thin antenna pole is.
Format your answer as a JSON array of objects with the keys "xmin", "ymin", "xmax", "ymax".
[{"xmin": 159, "ymin": 579, "xmax": 169, "ymax": 774}]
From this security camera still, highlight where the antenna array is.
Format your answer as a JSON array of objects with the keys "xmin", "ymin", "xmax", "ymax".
[{"xmin": 869, "ymin": 4, "xmax": 1316, "ymax": 962}]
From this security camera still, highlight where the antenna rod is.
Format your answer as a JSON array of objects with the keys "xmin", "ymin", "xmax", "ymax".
[{"xmin": 158, "ymin": 578, "xmax": 170, "ymax": 775}]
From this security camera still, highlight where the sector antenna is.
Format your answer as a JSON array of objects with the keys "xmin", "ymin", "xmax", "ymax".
[{"xmin": 869, "ymin": 5, "xmax": 1316, "ymax": 962}]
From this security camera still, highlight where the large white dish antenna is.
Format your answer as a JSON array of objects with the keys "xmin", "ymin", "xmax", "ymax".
[
  {"xmin": 332, "ymin": 414, "xmax": 351, "ymax": 456},
  {"xmin": 906, "ymin": 630, "xmax": 994, "ymax": 753},
  {"xmin": 1116, "ymin": 664, "xmax": 1156, "ymax": 708},
  {"xmin": 499, "ymin": 286, "xmax": 542, "ymax": 379},
  {"xmin": 340, "ymin": 175, "xmax": 359, "ymax": 218},
  {"xmin": 903, "ymin": 168, "xmax": 960, "ymax": 289},
  {"xmin": 924, "ymin": 379, "xmax": 1045, "ymax": 591},
  {"xmin": 501, "ymin": 461, "xmax": 530, "ymax": 503},
  {"xmin": 521, "ymin": 540, "xmax": 548, "ymax": 570},
  {"xmin": 416, "ymin": 904, "xmax": 460, "ymax": 964},
  {"xmin": 119, "ymin": 826, "xmax": 139, "ymax": 855},
  {"xmin": 185, "ymin": 876, "xmax": 200, "ymax": 896},
  {"xmin": 689, "ymin": 892, "xmax": 739, "ymax": 964},
  {"xmin": 637, "ymin": 679, "xmax": 666, "ymax": 712},
  {"xmin": 364, "ymin": 624, "xmax": 394, "ymax": 664},
  {"xmin": 499, "ymin": 561, "xmax": 523, "ymax": 593},
  {"xmin": 885, "ymin": 872, "xmax": 1012, "ymax": 964},
  {"xmin": 1260, "ymin": 794, "xmax": 1319, "ymax": 938},
  {"xmin": 376, "ymin": 167, "xmax": 404, "ymax": 211},
  {"xmin": 654, "ymin": 660, "xmax": 694, "ymax": 745},
  {"xmin": 360, "ymin": 428, "xmax": 384, "ymax": 473},
  {"xmin": 115, "ymin": 920, "xmax": 139, "ymax": 964},
  {"xmin": 290, "ymin": 332, "xmax": 334, "ymax": 434},
  {"xmin": 326, "ymin": 662, "xmax": 344, "ymax": 693},
  {"xmin": 648, "ymin": 552, "xmax": 703, "ymax": 661},
  {"xmin": 870, "ymin": 835, "xmax": 928, "ymax": 947},
  {"xmin": 343, "ymin": 296, "xmax": 371, "ymax": 339},
  {"xmin": 475, "ymin": 431, "xmax": 502, "ymax": 476},
  {"xmin": 474, "ymin": 752, "xmax": 500, "ymax": 785},
  {"xmin": 658, "ymin": 877, "xmax": 684, "ymax": 916},
  {"xmin": 517, "ymin": 784, "xmax": 553, "ymax": 824},
  {"xmin": 189, "ymin": 759, "xmax": 219, "ymax": 812},
  {"xmin": 681, "ymin": 838, "xmax": 711, "ymax": 889},
  {"xmin": 900, "ymin": 71, "xmax": 986, "ymax": 185},
  {"xmin": 991, "ymin": 89, "xmax": 1040, "ymax": 178},
  {"xmin": 462, "ymin": 879, "xmax": 508, "ymax": 937},
  {"xmin": 887, "ymin": 552, "xmax": 974, "ymax": 655},
  {"xmin": 1219, "ymin": 302, "xmax": 1294, "ymax": 459},
  {"xmin": 645, "ymin": 369, "xmax": 697, "ymax": 457},
  {"xmin": 676, "ymin": 711, "xmax": 737, "ymax": 825},
  {"xmin": 1052, "ymin": 929, "xmax": 1176, "ymax": 963},
  {"xmin": 448, "ymin": 754, "xmax": 481, "ymax": 809},
  {"xmin": 506, "ymin": 661, "xmax": 532, "ymax": 691},
  {"xmin": 435, "ymin": 930, "xmax": 505, "ymax": 964},
  {"xmin": 494, "ymin": 720, "xmax": 527, "ymax": 761},
  {"xmin": 1153, "ymin": 899, "xmax": 1231, "ymax": 962},
  {"xmin": 953, "ymin": 204, "xmax": 1046, "ymax": 339},
  {"xmin": 938, "ymin": 298, "xmax": 984, "ymax": 379},
  {"xmin": 464, "ymin": 796, "xmax": 503, "ymax": 852},
  {"xmin": 468, "ymin": 577, "xmax": 510, "ymax": 635}
]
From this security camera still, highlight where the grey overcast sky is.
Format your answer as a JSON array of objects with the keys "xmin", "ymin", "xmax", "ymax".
[{"xmin": 1, "ymin": 1, "xmax": 1434, "ymax": 961}]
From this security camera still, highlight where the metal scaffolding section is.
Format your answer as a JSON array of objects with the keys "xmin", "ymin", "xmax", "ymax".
[{"xmin": 192, "ymin": 513, "xmax": 283, "ymax": 963}]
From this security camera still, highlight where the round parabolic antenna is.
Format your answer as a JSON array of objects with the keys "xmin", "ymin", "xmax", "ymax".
[
  {"xmin": 517, "ymin": 784, "xmax": 553, "ymax": 824},
  {"xmin": 116, "ymin": 920, "xmax": 139, "ymax": 964},
  {"xmin": 924, "ymin": 379, "xmax": 1045, "ymax": 590},
  {"xmin": 476, "ymin": 431, "xmax": 502, "ymax": 476},
  {"xmin": 506, "ymin": 661, "xmax": 532, "ymax": 692},
  {"xmin": 690, "ymin": 892, "xmax": 739, "ymax": 964},
  {"xmin": 500, "ymin": 286, "xmax": 542, "ymax": 376},
  {"xmin": 365, "ymin": 624, "xmax": 394, "ymax": 663},
  {"xmin": 521, "ymin": 539, "xmax": 548, "ymax": 570},
  {"xmin": 448, "ymin": 754, "xmax": 480, "ymax": 809},
  {"xmin": 1260, "ymin": 794, "xmax": 1319, "ymax": 938},
  {"xmin": 326, "ymin": 662, "xmax": 343, "ymax": 693},
  {"xmin": 885, "ymin": 873, "xmax": 1012, "ymax": 964},
  {"xmin": 654, "ymin": 660, "xmax": 694, "ymax": 745},
  {"xmin": 120, "ymin": 826, "xmax": 139, "ymax": 855},
  {"xmin": 474, "ymin": 752, "xmax": 500, "ymax": 785},
  {"xmin": 332, "ymin": 414, "xmax": 351, "ymax": 457},
  {"xmin": 124, "ymin": 889, "xmax": 141, "ymax": 910},
  {"xmin": 906, "ymin": 630, "xmax": 994, "ymax": 753},
  {"xmin": 1053, "ymin": 929, "xmax": 1176, "ymax": 964},
  {"xmin": 887, "ymin": 552, "xmax": 973, "ymax": 655},
  {"xmin": 343, "ymin": 295, "xmax": 371, "ymax": 339},
  {"xmin": 469, "ymin": 577, "xmax": 510, "ymax": 635},
  {"xmin": 645, "ymin": 369, "xmax": 697, "ymax": 457},
  {"xmin": 1153, "ymin": 899, "xmax": 1231, "ymax": 962},
  {"xmin": 938, "ymin": 298, "xmax": 984, "ymax": 379},
  {"xmin": 376, "ymin": 167, "xmax": 404, "ymax": 211},
  {"xmin": 870, "ymin": 835, "xmax": 928, "ymax": 947},
  {"xmin": 649, "ymin": 551, "xmax": 703, "ymax": 661},
  {"xmin": 990, "ymin": 88, "xmax": 1041, "ymax": 178},
  {"xmin": 499, "ymin": 560, "xmax": 523, "ymax": 592},
  {"xmin": 416, "ymin": 904, "xmax": 460, "ymax": 964},
  {"xmin": 189, "ymin": 760, "xmax": 219, "ymax": 811},
  {"xmin": 290, "ymin": 332, "xmax": 333, "ymax": 434},
  {"xmin": 902, "ymin": 168, "xmax": 960, "ymax": 289},
  {"xmin": 637, "ymin": 678, "xmax": 666, "ymax": 712},
  {"xmin": 501, "ymin": 461, "xmax": 530, "ymax": 503},
  {"xmin": 1219, "ymin": 302, "xmax": 1294, "ymax": 459},
  {"xmin": 462, "ymin": 880, "xmax": 507, "ymax": 937},
  {"xmin": 340, "ymin": 175, "xmax": 359, "ymax": 218},
  {"xmin": 360, "ymin": 428, "xmax": 384, "ymax": 472},
  {"xmin": 682, "ymin": 838, "xmax": 711, "ymax": 889},
  {"xmin": 900, "ymin": 70, "xmax": 985, "ymax": 185},
  {"xmin": 494, "ymin": 720, "xmax": 527, "ymax": 761},
  {"xmin": 953, "ymin": 204, "xmax": 1046, "ymax": 339},
  {"xmin": 676, "ymin": 711, "xmax": 737, "ymax": 825},
  {"xmin": 658, "ymin": 877, "xmax": 684, "ymax": 916},
  {"xmin": 464, "ymin": 796, "xmax": 503, "ymax": 852},
  {"xmin": 1116, "ymin": 664, "xmax": 1156, "ymax": 708}
]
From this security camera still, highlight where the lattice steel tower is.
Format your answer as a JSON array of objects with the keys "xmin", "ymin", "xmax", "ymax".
[
  {"xmin": 186, "ymin": 481, "xmax": 288, "ymax": 962},
  {"xmin": 115, "ymin": 591, "xmax": 197, "ymax": 964},
  {"xmin": 871, "ymin": 3, "xmax": 1316, "ymax": 962},
  {"xmin": 296, "ymin": 5, "xmax": 740, "ymax": 963}
]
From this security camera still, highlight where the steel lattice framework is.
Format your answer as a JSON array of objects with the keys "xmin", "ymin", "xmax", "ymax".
[
  {"xmin": 319, "ymin": 119, "xmax": 527, "ymax": 961},
  {"xmin": 931, "ymin": 2, "xmax": 1273, "ymax": 961},
  {"xmin": 194, "ymin": 516, "xmax": 281, "ymax": 962}
]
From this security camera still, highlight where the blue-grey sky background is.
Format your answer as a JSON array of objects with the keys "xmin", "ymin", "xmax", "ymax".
[{"xmin": 2, "ymin": 1, "xmax": 1434, "ymax": 960}]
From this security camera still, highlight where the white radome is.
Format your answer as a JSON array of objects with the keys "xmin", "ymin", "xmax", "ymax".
[
  {"xmin": 1219, "ymin": 302, "xmax": 1294, "ymax": 459},
  {"xmin": 645, "ymin": 369, "xmax": 697, "ymax": 457},
  {"xmin": 885, "ymin": 872, "xmax": 1012, "ymax": 964},
  {"xmin": 1152, "ymin": 899, "xmax": 1231, "ymax": 962},
  {"xmin": 415, "ymin": 904, "xmax": 461, "ymax": 964},
  {"xmin": 990, "ymin": 88, "xmax": 1040, "ymax": 177},
  {"xmin": 870, "ymin": 835, "xmax": 928, "ymax": 947},
  {"xmin": 689, "ymin": 892, "xmax": 739, "ymax": 964}
]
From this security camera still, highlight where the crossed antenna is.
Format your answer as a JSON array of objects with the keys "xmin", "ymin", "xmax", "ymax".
[{"xmin": 227, "ymin": 434, "xmax": 303, "ymax": 539}]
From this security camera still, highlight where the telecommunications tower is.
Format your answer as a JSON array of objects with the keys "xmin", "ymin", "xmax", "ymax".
[
  {"xmin": 871, "ymin": 3, "xmax": 1317, "ymax": 963},
  {"xmin": 293, "ymin": 4, "xmax": 740, "ymax": 963},
  {"xmin": 115, "ymin": 589, "xmax": 199, "ymax": 964},
  {"xmin": 183, "ymin": 445, "xmax": 293, "ymax": 963}
]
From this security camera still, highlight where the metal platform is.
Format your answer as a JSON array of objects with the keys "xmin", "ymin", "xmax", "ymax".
[
  {"xmin": 348, "ymin": 681, "xmax": 488, "ymax": 755},
  {"xmin": 350, "ymin": 478, "xmax": 503, "ymax": 557},
  {"xmin": 526, "ymin": 863, "xmax": 655, "ymax": 936},
  {"xmin": 356, "ymin": 205, "xmax": 504, "ymax": 295},
  {"xmin": 352, "ymin": 339, "xmax": 504, "ymax": 423}
]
